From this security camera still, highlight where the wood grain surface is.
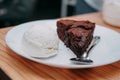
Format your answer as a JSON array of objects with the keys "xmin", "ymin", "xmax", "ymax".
[{"xmin": 0, "ymin": 13, "xmax": 120, "ymax": 80}]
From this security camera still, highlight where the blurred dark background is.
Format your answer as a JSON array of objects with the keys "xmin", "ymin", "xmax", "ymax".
[{"xmin": 0, "ymin": 0, "xmax": 99, "ymax": 28}]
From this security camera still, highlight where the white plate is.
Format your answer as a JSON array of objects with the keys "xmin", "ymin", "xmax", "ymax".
[{"xmin": 5, "ymin": 20, "xmax": 120, "ymax": 69}]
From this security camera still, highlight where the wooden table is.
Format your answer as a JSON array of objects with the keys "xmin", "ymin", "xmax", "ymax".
[{"xmin": 0, "ymin": 12, "xmax": 120, "ymax": 80}]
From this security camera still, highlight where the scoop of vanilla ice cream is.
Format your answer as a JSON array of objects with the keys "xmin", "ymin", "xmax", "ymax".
[{"xmin": 21, "ymin": 25, "xmax": 59, "ymax": 58}]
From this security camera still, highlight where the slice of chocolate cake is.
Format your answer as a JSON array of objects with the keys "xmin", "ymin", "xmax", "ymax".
[{"xmin": 57, "ymin": 20, "xmax": 95, "ymax": 57}]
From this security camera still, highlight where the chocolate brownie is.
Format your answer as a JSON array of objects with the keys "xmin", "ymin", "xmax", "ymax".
[{"xmin": 57, "ymin": 20, "xmax": 95, "ymax": 57}]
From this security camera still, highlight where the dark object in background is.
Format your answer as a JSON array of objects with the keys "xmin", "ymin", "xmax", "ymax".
[
  {"xmin": 33, "ymin": 0, "xmax": 61, "ymax": 20},
  {"xmin": 0, "ymin": 0, "xmax": 61, "ymax": 28},
  {"xmin": 67, "ymin": 5, "xmax": 75, "ymax": 16},
  {"xmin": 0, "ymin": 0, "xmax": 36, "ymax": 28},
  {"xmin": 75, "ymin": 0, "xmax": 97, "ymax": 15}
]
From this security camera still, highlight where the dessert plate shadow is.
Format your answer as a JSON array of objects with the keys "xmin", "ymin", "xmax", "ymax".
[{"xmin": 5, "ymin": 20, "xmax": 120, "ymax": 69}]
